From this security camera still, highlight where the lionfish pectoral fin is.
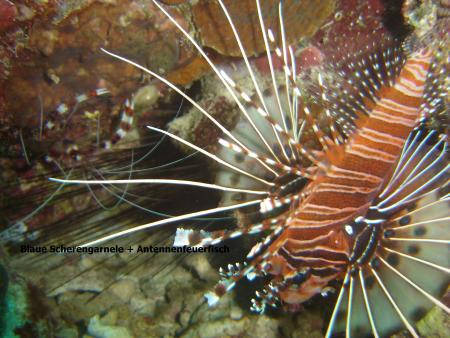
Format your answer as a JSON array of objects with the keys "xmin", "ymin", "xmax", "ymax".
[
  {"xmin": 330, "ymin": 269, "xmax": 387, "ymax": 338},
  {"xmin": 371, "ymin": 189, "xmax": 450, "ymax": 337},
  {"xmin": 329, "ymin": 130, "xmax": 449, "ymax": 338},
  {"xmin": 376, "ymin": 128, "xmax": 449, "ymax": 296},
  {"xmin": 368, "ymin": 134, "xmax": 449, "ymax": 337},
  {"xmin": 376, "ymin": 129, "xmax": 448, "ymax": 209},
  {"xmin": 331, "ymin": 252, "xmax": 449, "ymax": 338},
  {"xmin": 342, "ymin": 241, "xmax": 448, "ymax": 338}
]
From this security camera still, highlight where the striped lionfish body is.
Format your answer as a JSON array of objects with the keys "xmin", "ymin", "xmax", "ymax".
[
  {"xmin": 266, "ymin": 49, "xmax": 434, "ymax": 305},
  {"xmin": 47, "ymin": 1, "xmax": 449, "ymax": 337}
]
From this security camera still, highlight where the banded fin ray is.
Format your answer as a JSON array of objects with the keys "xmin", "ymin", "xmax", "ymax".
[
  {"xmin": 44, "ymin": 0, "xmax": 316, "ymax": 248},
  {"xmin": 314, "ymin": 44, "xmax": 406, "ymax": 138},
  {"xmin": 328, "ymin": 129, "xmax": 449, "ymax": 337}
]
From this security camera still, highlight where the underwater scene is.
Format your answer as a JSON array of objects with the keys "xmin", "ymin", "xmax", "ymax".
[{"xmin": 0, "ymin": 0, "xmax": 449, "ymax": 337}]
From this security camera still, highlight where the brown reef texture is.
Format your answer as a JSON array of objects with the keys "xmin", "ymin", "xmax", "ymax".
[
  {"xmin": 311, "ymin": 0, "xmax": 408, "ymax": 64},
  {"xmin": 2, "ymin": 0, "xmax": 191, "ymax": 128},
  {"xmin": 192, "ymin": 0, "xmax": 336, "ymax": 57},
  {"xmin": 0, "ymin": 0, "xmax": 196, "ymax": 228}
]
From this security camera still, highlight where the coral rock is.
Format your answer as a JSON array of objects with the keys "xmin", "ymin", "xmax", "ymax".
[{"xmin": 192, "ymin": 0, "xmax": 336, "ymax": 57}]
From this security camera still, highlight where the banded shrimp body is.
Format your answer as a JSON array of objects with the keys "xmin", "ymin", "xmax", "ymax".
[{"xmin": 1, "ymin": 0, "xmax": 449, "ymax": 337}]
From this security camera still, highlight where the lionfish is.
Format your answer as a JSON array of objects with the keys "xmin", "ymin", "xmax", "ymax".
[{"xmin": 42, "ymin": 0, "xmax": 448, "ymax": 337}]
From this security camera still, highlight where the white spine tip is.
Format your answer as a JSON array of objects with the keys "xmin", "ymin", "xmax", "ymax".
[
  {"xmin": 56, "ymin": 104, "xmax": 68, "ymax": 114},
  {"xmin": 218, "ymin": 138, "xmax": 230, "ymax": 148},
  {"xmin": 246, "ymin": 271, "xmax": 257, "ymax": 281},
  {"xmin": 204, "ymin": 292, "xmax": 220, "ymax": 307},
  {"xmin": 344, "ymin": 224, "xmax": 354, "ymax": 236},
  {"xmin": 96, "ymin": 88, "xmax": 109, "ymax": 96},
  {"xmin": 173, "ymin": 228, "xmax": 193, "ymax": 247}
]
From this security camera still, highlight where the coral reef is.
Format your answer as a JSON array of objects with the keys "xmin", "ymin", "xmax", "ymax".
[
  {"xmin": 0, "ymin": 259, "xmax": 55, "ymax": 338},
  {"xmin": 192, "ymin": 0, "xmax": 335, "ymax": 57}
]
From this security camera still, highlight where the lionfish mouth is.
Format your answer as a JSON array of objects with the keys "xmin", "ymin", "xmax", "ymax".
[{"xmin": 2, "ymin": 0, "xmax": 449, "ymax": 337}]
